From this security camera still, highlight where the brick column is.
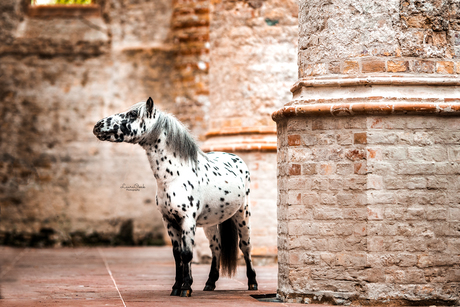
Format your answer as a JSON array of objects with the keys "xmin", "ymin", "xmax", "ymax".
[
  {"xmin": 273, "ymin": 0, "xmax": 460, "ymax": 305},
  {"xmin": 196, "ymin": 0, "xmax": 297, "ymax": 262},
  {"xmin": 171, "ymin": 0, "xmax": 210, "ymax": 139}
]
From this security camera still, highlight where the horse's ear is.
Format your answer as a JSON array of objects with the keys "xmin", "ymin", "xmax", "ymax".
[{"xmin": 146, "ymin": 97, "xmax": 155, "ymax": 117}]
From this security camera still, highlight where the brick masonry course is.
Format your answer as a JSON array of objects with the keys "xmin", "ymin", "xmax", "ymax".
[{"xmin": 276, "ymin": 115, "xmax": 460, "ymax": 305}]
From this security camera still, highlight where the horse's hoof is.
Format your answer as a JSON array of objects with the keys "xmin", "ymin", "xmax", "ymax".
[
  {"xmin": 248, "ymin": 284, "xmax": 258, "ymax": 290},
  {"xmin": 170, "ymin": 289, "xmax": 181, "ymax": 296},
  {"xmin": 180, "ymin": 289, "xmax": 192, "ymax": 297},
  {"xmin": 203, "ymin": 284, "xmax": 215, "ymax": 291}
]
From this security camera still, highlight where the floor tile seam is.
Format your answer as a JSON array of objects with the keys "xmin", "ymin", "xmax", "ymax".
[
  {"xmin": 97, "ymin": 248, "xmax": 127, "ymax": 307},
  {"xmin": 0, "ymin": 248, "xmax": 29, "ymax": 279}
]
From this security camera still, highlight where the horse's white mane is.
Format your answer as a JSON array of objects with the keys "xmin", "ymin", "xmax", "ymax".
[{"xmin": 134, "ymin": 101, "xmax": 205, "ymax": 165}]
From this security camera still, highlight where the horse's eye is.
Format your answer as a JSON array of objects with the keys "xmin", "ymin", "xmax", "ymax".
[{"xmin": 127, "ymin": 110, "xmax": 138, "ymax": 118}]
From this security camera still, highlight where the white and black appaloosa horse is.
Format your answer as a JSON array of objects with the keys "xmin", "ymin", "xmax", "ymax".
[{"xmin": 93, "ymin": 98, "xmax": 258, "ymax": 297}]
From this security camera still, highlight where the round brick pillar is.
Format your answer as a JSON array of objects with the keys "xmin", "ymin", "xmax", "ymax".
[
  {"xmin": 194, "ymin": 0, "xmax": 298, "ymax": 262},
  {"xmin": 273, "ymin": 0, "xmax": 460, "ymax": 305}
]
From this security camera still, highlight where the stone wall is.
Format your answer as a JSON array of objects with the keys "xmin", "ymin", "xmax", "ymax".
[
  {"xmin": 0, "ymin": 0, "xmax": 178, "ymax": 246},
  {"xmin": 297, "ymin": 0, "xmax": 460, "ymax": 78}
]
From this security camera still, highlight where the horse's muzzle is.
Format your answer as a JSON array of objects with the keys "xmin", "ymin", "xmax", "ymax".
[{"xmin": 93, "ymin": 121, "xmax": 104, "ymax": 136}]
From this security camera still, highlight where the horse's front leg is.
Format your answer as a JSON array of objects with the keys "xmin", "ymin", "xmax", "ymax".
[
  {"xmin": 164, "ymin": 219, "xmax": 183, "ymax": 296},
  {"xmin": 179, "ymin": 218, "xmax": 196, "ymax": 297},
  {"xmin": 171, "ymin": 242, "xmax": 183, "ymax": 296}
]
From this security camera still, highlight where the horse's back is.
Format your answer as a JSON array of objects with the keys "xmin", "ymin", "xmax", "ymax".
[{"xmin": 203, "ymin": 151, "xmax": 249, "ymax": 184}]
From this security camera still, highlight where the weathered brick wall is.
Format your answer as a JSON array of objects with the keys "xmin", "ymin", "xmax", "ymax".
[
  {"xmin": 276, "ymin": 114, "xmax": 460, "ymax": 304},
  {"xmin": 0, "ymin": 0, "xmax": 176, "ymax": 246},
  {"xmin": 171, "ymin": 0, "xmax": 210, "ymax": 140},
  {"xmin": 208, "ymin": 0, "xmax": 297, "ymax": 134}
]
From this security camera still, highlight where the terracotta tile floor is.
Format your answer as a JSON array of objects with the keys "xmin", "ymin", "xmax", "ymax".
[{"xmin": 0, "ymin": 246, "xmax": 329, "ymax": 307}]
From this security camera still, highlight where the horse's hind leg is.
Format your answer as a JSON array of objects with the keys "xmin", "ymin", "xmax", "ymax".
[
  {"xmin": 232, "ymin": 204, "xmax": 258, "ymax": 290},
  {"xmin": 203, "ymin": 226, "xmax": 220, "ymax": 291}
]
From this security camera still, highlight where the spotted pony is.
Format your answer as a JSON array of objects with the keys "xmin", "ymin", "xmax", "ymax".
[{"xmin": 93, "ymin": 98, "xmax": 258, "ymax": 297}]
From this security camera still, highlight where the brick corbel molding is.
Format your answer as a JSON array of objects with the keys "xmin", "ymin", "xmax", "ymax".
[
  {"xmin": 201, "ymin": 127, "xmax": 277, "ymax": 152},
  {"xmin": 205, "ymin": 126, "xmax": 276, "ymax": 138},
  {"xmin": 201, "ymin": 143, "xmax": 277, "ymax": 152},
  {"xmin": 273, "ymin": 75, "xmax": 460, "ymax": 121},
  {"xmin": 272, "ymin": 102, "xmax": 460, "ymax": 121},
  {"xmin": 27, "ymin": 4, "xmax": 101, "ymax": 18},
  {"xmin": 290, "ymin": 75, "xmax": 460, "ymax": 93}
]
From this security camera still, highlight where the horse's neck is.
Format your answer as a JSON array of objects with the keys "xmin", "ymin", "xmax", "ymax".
[{"xmin": 142, "ymin": 134, "xmax": 182, "ymax": 186}]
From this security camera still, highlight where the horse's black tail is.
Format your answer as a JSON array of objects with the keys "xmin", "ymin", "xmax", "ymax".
[{"xmin": 219, "ymin": 218, "xmax": 238, "ymax": 277}]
